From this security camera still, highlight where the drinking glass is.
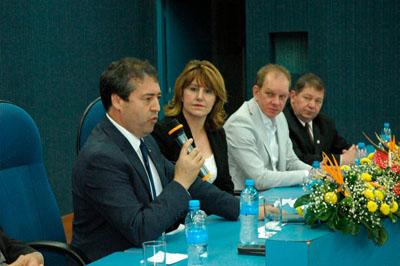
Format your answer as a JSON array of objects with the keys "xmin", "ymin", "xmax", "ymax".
[
  {"xmin": 263, "ymin": 196, "xmax": 283, "ymax": 236},
  {"xmin": 142, "ymin": 240, "xmax": 166, "ymax": 266}
]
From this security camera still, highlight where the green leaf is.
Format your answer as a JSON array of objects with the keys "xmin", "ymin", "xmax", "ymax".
[
  {"xmin": 316, "ymin": 207, "xmax": 334, "ymax": 221},
  {"xmin": 388, "ymin": 213, "xmax": 397, "ymax": 223},
  {"xmin": 362, "ymin": 222, "xmax": 387, "ymax": 245},
  {"xmin": 338, "ymin": 217, "xmax": 356, "ymax": 234},
  {"xmin": 294, "ymin": 194, "xmax": 311, "ymax": 208},
  {"xmin": 340, "ymin": 196, "xmax": 353, "ymax": 206},
  {"xmin": 304, "ymin": 210, "xmax": 318, "ymax": 225},
  {"xmin": 377, "ymin": 227, "xmax": 388, "ymax": 246},
  {"xmin": 350, "ymin": 223, "xmax": 360, "ymax": 235}
]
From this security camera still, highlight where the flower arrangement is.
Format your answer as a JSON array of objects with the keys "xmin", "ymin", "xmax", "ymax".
[{"xmin": 294, "ymin": 135, "xmax": 400, "ymax": 245}]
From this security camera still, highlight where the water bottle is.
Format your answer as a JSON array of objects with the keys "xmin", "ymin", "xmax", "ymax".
[
  {"xmin": 383, "ymin": 122, "xmax": 391, "ymax": 142},
  {"xmin": 304, "ymin": 161, "xmax": 321, "ymax": 192},
  {"xmin": 240, "ymin": 179, "xmax": 259, "ymax": 245},
  {"xmin": 185, "ymin": 200, "xmax": 208, "ymax": 266},
  {"xmin": 357, "ymin": 142, "xmax": 367, "ymax": 159}
]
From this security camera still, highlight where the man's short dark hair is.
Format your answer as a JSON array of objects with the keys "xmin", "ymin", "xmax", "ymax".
[
  {"xmin": 99, "ymin": 57, "xmax": 158, "ymax": 110},
  {"xmin": 293, "ymin": 73, "xmax": 325, "ymax": 93}
]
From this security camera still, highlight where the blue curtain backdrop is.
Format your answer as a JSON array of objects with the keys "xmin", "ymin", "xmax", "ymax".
[
  {"xmin": 0, "ymin": 0, "xmax": 157, "ymax": 214},
  {"xmin": 246, "ymin": 0, "xmax": 400, "ymax": 144}
]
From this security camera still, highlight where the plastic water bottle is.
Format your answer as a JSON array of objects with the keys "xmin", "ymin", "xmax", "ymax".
[
  {"xmin": 357, "ymin": 142, "xmax": 367, "ymax": 159},
  {"xmin": 383, "ymin": 122, "xmax": 391, "ymax": 142},
  {"xmin": 185, "ymin": 200, "xmax": 208, "ymax": 266},
  {"xmin": 240, "ymin": 179, "xmax": 259, "ymax": 244},
  {"xmin": 304, "ymin": 161, "xmax": 321, "ymax": 192}
]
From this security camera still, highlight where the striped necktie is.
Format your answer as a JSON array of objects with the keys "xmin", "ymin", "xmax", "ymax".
[
  {"xmin": 305, "ymin": 122, "xmax": 314, "ymax": 144},
  {"xmin": 139, "ymin": 139, "xmax": 157, "ymax": 199}
]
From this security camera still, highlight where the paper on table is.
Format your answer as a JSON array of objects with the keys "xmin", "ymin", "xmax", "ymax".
[
  {"xmin": 166, "ymin": 224, "xmax": 185, "ymax": 235},
  {"xmin": 147, "ymin": 251, "xmax": 188, "ymax": 265},
  {"xmin": 281, "ymin": 198, "xmax": 297, "ymax": 208},
  {"xmin": 258, "ymin": 223, "xmax": 285, "ymax": 239},
  {"xmin": 165, "ymin": 252, "xmax": 188, "ymax": 264}
]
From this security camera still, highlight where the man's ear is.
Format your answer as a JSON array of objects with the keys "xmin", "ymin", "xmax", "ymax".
[
  {"xmin": 111, "ymin": 94, "xmax": 123, "ymax": 110},
  {"xmin": 252, "ymin": 85, "xmax": 260, "ymax": 97},
  {"xmin": 289, "ymin": 90, "xmax": 296, "ymax": 99}
]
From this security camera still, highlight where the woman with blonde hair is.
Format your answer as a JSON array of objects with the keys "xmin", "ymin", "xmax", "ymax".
[{"xmin": 152, "ymin": 60, "xmax": 234, "ymax": 194}]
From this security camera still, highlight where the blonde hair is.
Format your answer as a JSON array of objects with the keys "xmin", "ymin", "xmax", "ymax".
[
  {"xmin": 255, "ymin": 64, "xmax": 291, "ymax": 88},
  {"xmin": 164, "ymin": 60, "xmax": 227, "ymax": 129}
]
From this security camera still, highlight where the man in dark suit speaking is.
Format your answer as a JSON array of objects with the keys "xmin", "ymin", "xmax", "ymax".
[
  {"xmin": 71, "ymin": 58, "xmax": 239, "ymax": 262},
  {"xmin": 284, "ymin": 73, "xmax": 357, "ymax": 165}
]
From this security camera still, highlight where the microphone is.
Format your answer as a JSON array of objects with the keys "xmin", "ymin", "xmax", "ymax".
[{"xmin": 164, "ymin": 118, "xmax": 211, "ymax": 181}]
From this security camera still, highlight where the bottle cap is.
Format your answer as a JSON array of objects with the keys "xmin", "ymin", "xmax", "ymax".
[
  {"xmin": 312, "ymin": 161, "xmax": 320, "ymax": 169},
  {"xmin": 245, "ymin": 179, "xmax": 254, "ymax": 187},
  {"xmin": 189, "ymin": 200, "xmax": 200, "ymax": 210},
  {"xmin": 384, "ymin": 122, "xmax": 390, "ymax": 128},
  {"xmin": 357, "ymin": 142, "xmax": 365, "ymax": 149}
]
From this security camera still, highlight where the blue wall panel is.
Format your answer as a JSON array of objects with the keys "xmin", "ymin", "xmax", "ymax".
[
  {"xmin": 246, "ymin": 0, "xmax": 400, "ymax": 144},
  {"xmin": 0, "ymin": 0, "xmax": 157, "ymax": 214}
]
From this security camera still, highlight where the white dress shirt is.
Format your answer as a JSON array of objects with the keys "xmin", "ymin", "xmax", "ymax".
[
  {"xmin": 106, "ymin": 114, "xmax": 162, "ymax": 197},
  {"xmin": 259, "ymin": 109, "xmax": 279, "ymax": 170},
  {"xmin": 204, "ymin": 154, "xmax": 218, "ymax": 184},
  {"xmin": 297, "ymin": 118, "xmax": 314, "ymax": 141}
]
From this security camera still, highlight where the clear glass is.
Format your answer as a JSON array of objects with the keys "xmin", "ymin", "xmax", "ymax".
[
  {"xmin": 142, "ymin": 240, "xmax": 166, "ymax": 266},
  {"xmin": 263, "ymin": 196, "xmax": 282, "ymax": 237}
]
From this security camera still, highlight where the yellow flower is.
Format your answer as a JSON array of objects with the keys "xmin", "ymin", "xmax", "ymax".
[
  {"xmin": 360, "ymin": 158, "xmax": 372, "ymax": 165},
  {"xmin": 324, "ymin": 192, "xmax": 338, "ymax": 204},
  {"xmin": 340, "ymin": 165, "xmax": 350, "ymax": 171},
  {"xmin": 367, "ymin": 152, "xmax": 375, "ymax": 160},
  {"xmin": 367, "ymin": 201, "xmax": 378, "ymax": 212},
  {"xmin": 363, "ymin": 189, "xmax": 374, "ymax": 199},
  {"xmin": 391, "ymin": 201, "xmax": 399, "ymax": 213},
  {"xmin": 380, "ymin": 203, "xmax": 390, "ymax": 215},
  {"xmin": 365, "ymin": 182, "xmax": 374, "ymax": 189},
  {"xmin": 360, "ymin": 173, "xmax": 372, "ymax": 182},
  {"xmin": 296, "ymin": 206, "xmax": 304, "ymax": 217},
  {"xmin": 374, "ymin": 190, "xmax": 385, "ymax": 201}
]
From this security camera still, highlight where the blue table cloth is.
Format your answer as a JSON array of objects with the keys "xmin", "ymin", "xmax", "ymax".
[{"xmin": 88, "ymin": 186, "xmax": 400, "ymax": 266}]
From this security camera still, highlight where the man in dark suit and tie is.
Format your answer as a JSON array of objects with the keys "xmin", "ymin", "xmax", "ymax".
[
  {"xmin": 283, "ymin": 73, "xmax": 357, "ymax": 165},
  {"xmin": 71, "ymin": 58, "xmax": 239, "ymax": 262}
]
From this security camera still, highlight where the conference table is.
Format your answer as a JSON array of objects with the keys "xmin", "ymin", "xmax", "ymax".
[{"xmin": 88, "ymin": 186, "xmax": 400, "ymax": 266}]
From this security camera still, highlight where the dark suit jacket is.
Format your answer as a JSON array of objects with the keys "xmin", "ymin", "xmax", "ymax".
[
  {"xmin": 0, "ymin": 230, "xmax": 36, "ymax": 264},
  {"xmin": 71, "ymin": 117, "xmax": 239, "ymax": 262},
  {"xmin": 152, "ymin": 114, "xmax": 234, "ymax": 194},
  {"xmin": 284, "ymin": 104, "xmax": 351, "ymax": 165}
]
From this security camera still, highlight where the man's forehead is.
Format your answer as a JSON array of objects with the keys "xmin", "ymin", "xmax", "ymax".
[
  {"xmin": 299, "ymin": 86, "xmax": 325, "ymax": 97},
  {"xmin": 263, "ymin": 74, "xmax": 289, "ymax": 88},
  {"xmin": 264, "ymin": 71, "xmax": 288, "ymax": 81},
  {"xmin": 130, "ymin": 77, "xmax": 160, "ymax": 92},
  {"xmin": 128, "ymin": 75, "xmax": 158, "ymax": 86}
]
